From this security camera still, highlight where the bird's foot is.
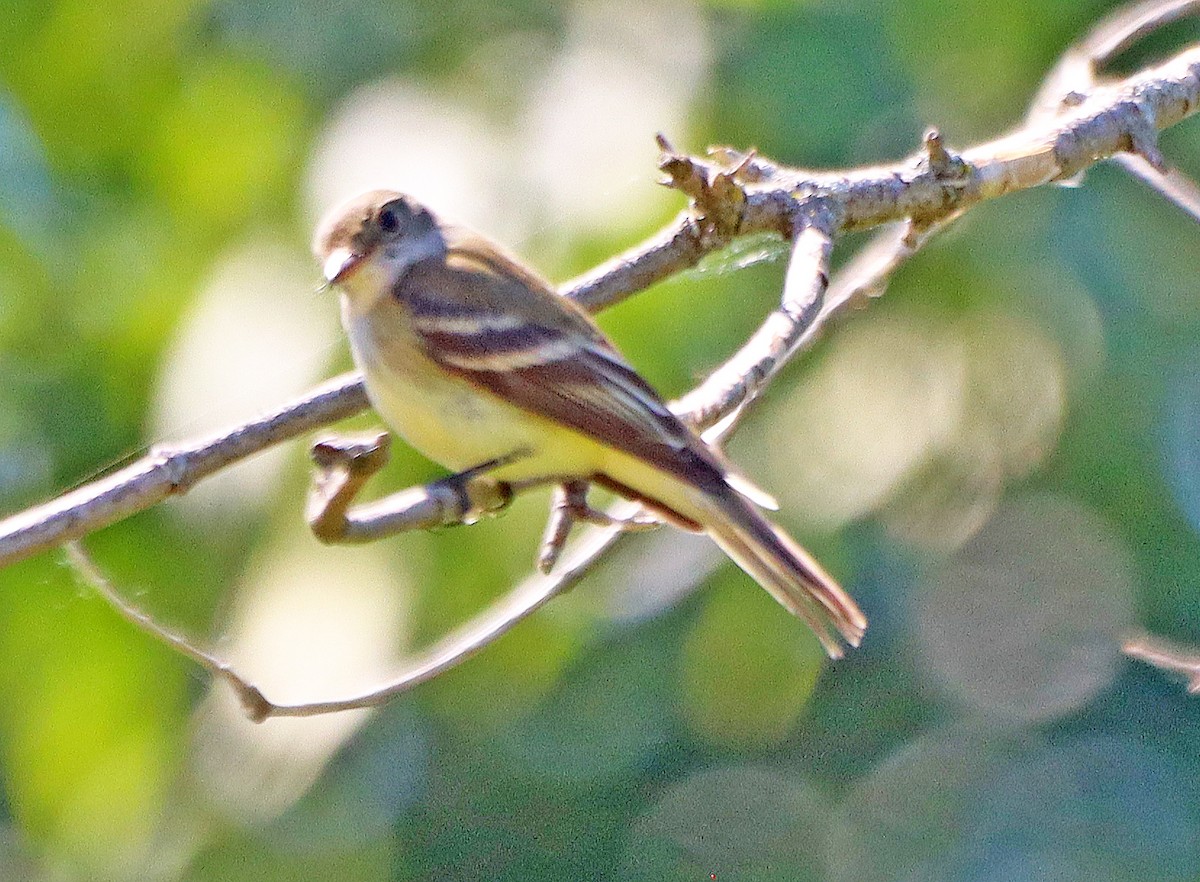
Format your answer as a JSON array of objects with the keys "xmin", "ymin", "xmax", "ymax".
[
  {"xmin": 431, "ymin": 448, "xmax": 533, "ymax": 526},
  {"xmin": 537, "ymin": 480, "xmax": 659, "ymax": 574}
]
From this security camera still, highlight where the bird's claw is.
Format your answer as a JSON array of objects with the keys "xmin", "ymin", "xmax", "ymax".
[{"xmin": 537, "ymin": 480, "xmax": 659, "ymax": 574}]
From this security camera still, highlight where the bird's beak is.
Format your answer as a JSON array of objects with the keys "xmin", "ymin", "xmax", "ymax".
[{"xmin": 323, "ymin": 247, "xmax": 363, "ymax": 286}]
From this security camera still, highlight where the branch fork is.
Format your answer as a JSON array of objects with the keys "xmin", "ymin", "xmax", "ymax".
[{"xmin": 656, "ymin": 133, "xmax": 751, "ymax": 241}]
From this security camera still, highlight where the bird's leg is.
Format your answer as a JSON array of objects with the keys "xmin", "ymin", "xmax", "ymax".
[
  {"xmin": 536, "ymin": 480, "xmax": 659, "ymax": 574},
  {"xmin": 307, "ymin": 434, "xmax": 524, "ymax": 543},
  {"xmin": 429, "ymin": 452, "xmax": 523, "ymax": 527}
]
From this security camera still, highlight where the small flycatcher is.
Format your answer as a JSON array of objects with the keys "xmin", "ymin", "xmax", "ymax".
[{"xmin": 314, "ymin": 191, "xmax": 865, "ymax": 656}]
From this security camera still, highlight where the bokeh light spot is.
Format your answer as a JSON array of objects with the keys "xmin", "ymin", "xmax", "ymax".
[
  {"xmin": 916, "ymin": 493, "xmax": 1134, "ymax": 722},
  {"xmin": 625, "ymin": 765, "xmax": 832, "ymax": 880}
]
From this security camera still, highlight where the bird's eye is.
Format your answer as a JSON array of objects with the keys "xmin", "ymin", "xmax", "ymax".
[{"xmin": 377, "ymin": 205, "xmax": 401, "ymax": 233}]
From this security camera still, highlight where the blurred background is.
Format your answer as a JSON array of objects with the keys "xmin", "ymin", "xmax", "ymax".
[{"xmin": 1, "ymin": 0, "xmax": 1200, "ymax": 878}]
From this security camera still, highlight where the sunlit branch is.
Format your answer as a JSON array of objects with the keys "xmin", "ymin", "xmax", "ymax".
[
  {"xmin": 0, "ymin": 374, "xmax": 369, "ymax": 568},
  {"xmin": 1033, "ymin": 0, "xmax": 1200, "ymax": 225},
  {"xmin": 563, "ymin": 212, "xmax": 708, "ymax": 312}
]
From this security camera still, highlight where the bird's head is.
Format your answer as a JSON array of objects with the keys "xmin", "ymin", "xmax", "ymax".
[{"xmin": 313, "ymin": 190, "xmax": 446, "ymax": 307}]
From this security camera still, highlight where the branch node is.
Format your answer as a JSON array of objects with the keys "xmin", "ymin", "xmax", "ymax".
[
  {"xmin": 307, "ymin": 432, "xmax": 392, "ymax": 543},
  {"xmin": 655, "ymin": 138, "xmax": 750, "ymax": 241},
  {"xmin": 710, "ymin": 144, "xmax": 762, "ymax": 181},
  {"xmin": 922, "ymin": 128, "xmax": 969, "ymax": 182},
  {"xmin": 152, "ymin": 445, "xmax": 192, "ymax": 494},
  {"xmin": 656, "ymin": 140, "xmax": 704, "ymax": 197},
  {"xmin": 703, "ymin": 167, "xmax": 748, "ymax": 238},
  {"xmin": 311, "ymin": 432, "xmax": 391, "ymax": 473},
  {"xmin": 224, "ymin": 673, "xmax": 273, "ymax": 723},
  {"xmin": 924, "ymin": 128, "xmax": 949, "ymax": 170},
  {"xmin": 1128, "ymin": 101, "xmax": 1168, "ymax": 172}
]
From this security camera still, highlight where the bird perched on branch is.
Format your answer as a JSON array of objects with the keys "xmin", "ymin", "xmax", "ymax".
[{"xmin": 313, "ymin": 190, "xmax": 866, "ymax": 656}]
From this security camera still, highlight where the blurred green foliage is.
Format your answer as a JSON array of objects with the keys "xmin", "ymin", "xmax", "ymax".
[{"xmin": 2, "ymin": 0, "xmax": 1200, "ymax": 879}]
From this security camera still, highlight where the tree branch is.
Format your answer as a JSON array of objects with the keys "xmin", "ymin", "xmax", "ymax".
[
  {"xmin": 5, "ymin": 38, "xmax": 1197, "ymax": 568},
  {"xmin": 1034, "ymin": 0, "xmax": 1200, "ymax": 222},
  {"xmin": 0, "ymin": 373, "xmax": 369, "ymax": 567}
]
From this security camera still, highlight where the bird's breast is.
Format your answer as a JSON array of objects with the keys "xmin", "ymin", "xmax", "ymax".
[{"xmin": 342, "ymin": 301, "xmax": 580, "ymax": 477}]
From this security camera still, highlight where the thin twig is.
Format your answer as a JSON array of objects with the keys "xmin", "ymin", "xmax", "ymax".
[
  {"xmin": 1082, "ymin": 0, "xmax": 1200, "ymax": 67},
  {"xmin": 64, "ymin": 541, "xmax": 274, "ymax": 721},
  {"xmin": 1115, "ymin": 154, "xmax": 1200, "ymax": 223},
  {"xmin": 1031, "ymin": 0, "xmax": 1200, "ymax": 118},
  {"xmin": 61, "ymin": 514, "xmax": 637, "ymax": 719}
]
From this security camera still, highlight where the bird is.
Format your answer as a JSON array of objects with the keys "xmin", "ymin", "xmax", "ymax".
[{"xmin": 313, "ymin": 190, "xmax": 866, "ymax": 656}]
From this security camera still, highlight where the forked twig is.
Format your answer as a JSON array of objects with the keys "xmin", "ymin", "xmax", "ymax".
[
  {"xmin": 64, "ymin": 541, "xmax": 275, "ymax": 722},
  {"xmin": 1034, "ymin": 0, "xmax": 1200, "ymax": 223}
]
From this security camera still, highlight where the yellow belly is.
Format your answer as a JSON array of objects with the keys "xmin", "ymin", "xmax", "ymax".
[
  {"xmin": 364, "ymin": 355, "xmax": 576, "ymax": 473},
  {"xmin": 345, "ymin": 304, "xmax": 603, "ymax": 483}
]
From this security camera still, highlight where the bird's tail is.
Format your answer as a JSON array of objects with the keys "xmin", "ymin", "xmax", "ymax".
[{"xmin": 700, "ymin": 492, "xmax": 866, "ymax": 657}]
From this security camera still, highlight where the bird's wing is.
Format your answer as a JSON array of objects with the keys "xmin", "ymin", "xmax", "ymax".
[{"xmin": 395, "ymin": 244, "xmax": 736, "ymax": 497}]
